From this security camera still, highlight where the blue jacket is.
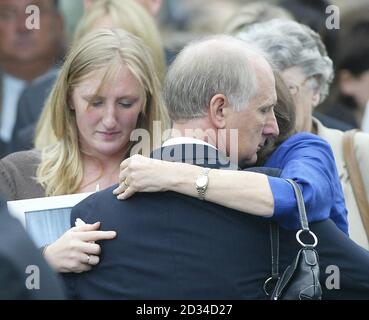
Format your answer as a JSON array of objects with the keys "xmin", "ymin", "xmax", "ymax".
[{"xmin": 266, "ymin": 132, "xmax": 348, "ymax": 234}]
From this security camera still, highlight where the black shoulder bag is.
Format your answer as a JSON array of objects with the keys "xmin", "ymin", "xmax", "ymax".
[{"xmin": 263, "ymin": 179, "xmax": 322, "ymax": 300}]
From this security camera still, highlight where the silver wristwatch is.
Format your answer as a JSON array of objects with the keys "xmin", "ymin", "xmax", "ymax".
[{"xmin": 195, "ymin": 168, "xmax": 210, "ymax": 200}]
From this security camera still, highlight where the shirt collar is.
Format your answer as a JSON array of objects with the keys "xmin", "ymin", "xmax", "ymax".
[{"xmin": 162, "ymin": 137, "xmax": 217, "ymax": 150}]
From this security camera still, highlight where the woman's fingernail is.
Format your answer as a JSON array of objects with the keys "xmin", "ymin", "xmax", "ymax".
[{"xmin": 117, "ymin": 194, "xmax": 125, "ymax": 200}]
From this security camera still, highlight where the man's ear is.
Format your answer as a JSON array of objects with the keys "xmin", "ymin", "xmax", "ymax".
[{"xmin": 209, "ymin": 94, "xmax": 228, "ymax": 129}]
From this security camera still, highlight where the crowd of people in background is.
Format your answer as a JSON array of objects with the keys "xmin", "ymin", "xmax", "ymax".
[{"xmin": 1, "ymin": 0, "xmax": 369, "ymax": 300}]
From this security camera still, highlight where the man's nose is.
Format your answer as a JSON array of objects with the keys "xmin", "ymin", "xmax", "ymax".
[{"xmin": 264, "ymin": 111, "xmax": 279, "ymax": 137}]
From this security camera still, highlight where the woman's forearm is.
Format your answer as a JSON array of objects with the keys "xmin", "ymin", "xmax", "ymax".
[
  {"xmin": 117, "ymin": 155, "xmax": 274, "ymax": 216},
  {"xmin": 168, "ymin": 162, "xmax": 274, "ymax": 217}
]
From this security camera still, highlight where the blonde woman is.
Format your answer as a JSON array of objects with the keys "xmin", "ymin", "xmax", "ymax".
[
  {"xmin": 14, "ymin": 0, "xmax": 167, "ymax": 152},
  {"xmin": 0, "ymin": 29, "xmax": 168, "ymax": 272}
]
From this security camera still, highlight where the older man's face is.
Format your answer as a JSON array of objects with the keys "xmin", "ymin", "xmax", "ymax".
[
  {"xmin": 225, "ymin": 65, "xmax": 279, "ymax": 167},
  {"xmin": 0, "ymin": 0, "xmax": 62, "ymax": 66}
]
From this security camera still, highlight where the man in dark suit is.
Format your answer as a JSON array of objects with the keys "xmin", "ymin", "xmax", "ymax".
[
  {"xmin": 0, "ymin": 0, "xmax": 63, "ymax": 158},
  {"xmin": 64, "ymin": 36, "xmax": 369, "ymax": 299},
  {"xmin": 66, "ymin": 146, "xmax": 283, "ymax": 299},
  {"xmin": 0, "ymin": 196, "xmax": 65, "ymax": 299}
]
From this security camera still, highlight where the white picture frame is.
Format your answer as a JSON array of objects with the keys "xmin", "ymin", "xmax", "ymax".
[{"xmin": 7, "ymin": 193, "xmax": 93, "ymax": 248}]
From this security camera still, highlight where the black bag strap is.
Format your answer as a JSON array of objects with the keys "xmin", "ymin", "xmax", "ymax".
[
  {"xmin": 270, "ymin": 223, "xmax": 279, "ymax": 279},
  {"xmin": 287, "ymin": 179, "xmax": 309, "ymax": 232},
  {"xmin": 263, "ymin": 222, "xmax": 280, "ymax": 295},
  {"xmin": 264, "ymin": 179, "xmax": 318, "ymax": 296}
]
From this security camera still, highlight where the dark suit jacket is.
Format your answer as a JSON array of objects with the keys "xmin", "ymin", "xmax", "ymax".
[
  {"xmin": 64, "ymin": 144, "xmax": 276, "ymax": 299},
  {"xmin": 0, "ymin": 197, "xmax": 65, "ymax": 299},
  {"xmin": 65, "ymin": 144, "xmax": 369, "ymax": 300},
  {"xmin": 10, "ymin": 70, "xmax": 58, "ymax": 153}
]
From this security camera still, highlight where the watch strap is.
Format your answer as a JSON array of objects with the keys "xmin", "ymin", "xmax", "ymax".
[{"xmin": 197, "ymin": 167, "xmax": 210, "ymax": 200}]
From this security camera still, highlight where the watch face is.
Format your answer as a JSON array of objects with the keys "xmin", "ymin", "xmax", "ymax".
[{"xmin": 197, "ymin": 175, "xmax": 208, "ymax": 188}]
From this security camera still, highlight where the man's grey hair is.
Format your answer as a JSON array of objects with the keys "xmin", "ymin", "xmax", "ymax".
[
  {"xmin": 163, "ymin": 35, "xmax": 260, "ymax": 121},
  {"xmin": 237, "ymin": 19, "xmax": 334, "ymax": 103}
]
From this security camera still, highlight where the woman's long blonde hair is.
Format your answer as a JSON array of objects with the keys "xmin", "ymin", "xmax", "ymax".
[{"xmin": 36, "ymin": 29, "xmax": 169, "ymax": 196}]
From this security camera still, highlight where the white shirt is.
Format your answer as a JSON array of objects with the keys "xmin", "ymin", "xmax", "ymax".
[
  {"xmin": 1, "ymin": 73, "xmax": 27, "ymax": 142},
  {"xmin": 163, "ymin": 137, "xmax": 217, "ymax": 149},
  {"xmin": 361, "ymin": 100, "xmax": 369, "ymax": 133}
]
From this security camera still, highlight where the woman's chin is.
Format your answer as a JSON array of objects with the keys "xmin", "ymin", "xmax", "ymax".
[{"xmin": 92, "ymin": 142, "xmax": 128, "ymax": 158}]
